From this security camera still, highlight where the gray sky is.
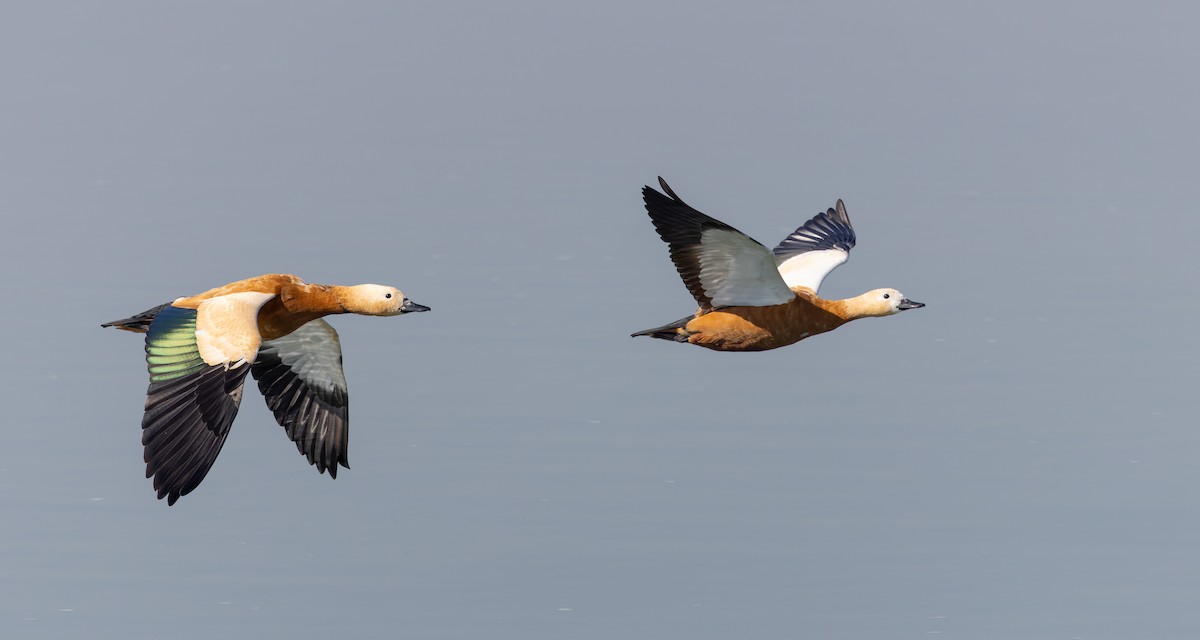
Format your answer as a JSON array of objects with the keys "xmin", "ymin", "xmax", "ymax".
[{"xmin": 2, "ymin": 2, "xmax": 1198, "ymax": 638}]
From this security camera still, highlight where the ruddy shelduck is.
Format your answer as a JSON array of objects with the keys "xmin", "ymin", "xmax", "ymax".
[
  {"xmin": 633, "ymin": 178, "xmax": 923, "ymax": 351},
  {"xmin": 102, "ymin": 274, "xmax": 430, "ymax": 505}
]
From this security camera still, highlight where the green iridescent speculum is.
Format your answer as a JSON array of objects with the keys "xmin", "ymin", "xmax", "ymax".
[{"xmin": 145, "ymin": 306, "xmax": 205, "ymax": 382}]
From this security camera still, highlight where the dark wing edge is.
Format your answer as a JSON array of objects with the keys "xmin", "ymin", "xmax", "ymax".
[
  {"xmin": 251, "ymin": 319, "xmax": 350, "ymax": 478},
  {"xmin": 643, "ymin": 176, "xmax": 750, "ymax": 309},
  {"xmin": 772, "ymin": 199, "xmax": 856, "ymax": 259},
  {"xmin": 141, "ymin": 361, "xmax": 250, "ymax": 506}
]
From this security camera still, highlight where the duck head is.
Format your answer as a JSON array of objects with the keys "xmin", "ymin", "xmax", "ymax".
[
  {"xmin": 852, "ymin": 288, "xmax": 925, "ymax": 318},
  {"xmin": 341, "ymin": 284, "xmax": 431, "ymax": 316}
]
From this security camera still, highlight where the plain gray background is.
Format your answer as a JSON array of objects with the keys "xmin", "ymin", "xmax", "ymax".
[{"xmin": 2, "ymin": 2, "xmax": 1197, "ymax": 638}]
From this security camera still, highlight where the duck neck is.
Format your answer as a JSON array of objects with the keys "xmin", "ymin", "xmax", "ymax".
[
  {"xmin": 814, "ymin": 296, "xmax": 869, "ymax": 322},
  {"xmin": 278, "ymin": 283, "xmax": 347, "ymax": 315},
  {"xmin": 257, "ymin": 283, "xmax": 347, "ymax": 341}
]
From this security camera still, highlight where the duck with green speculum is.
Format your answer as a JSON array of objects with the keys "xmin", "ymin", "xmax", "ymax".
[{"xmin": 103, "ymin": 274, "xmax": 430, "ymax": 505}]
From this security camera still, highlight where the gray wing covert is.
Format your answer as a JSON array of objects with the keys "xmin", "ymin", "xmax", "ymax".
[{"xmin": 251, "ymin": 319, "xmax": 351, "ymax": 477}]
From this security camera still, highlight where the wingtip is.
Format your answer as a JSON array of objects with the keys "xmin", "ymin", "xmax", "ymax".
[
  {"xmin": 321, "ymin": 459, "xmax": 349, "ymax": 479},
  {"xmin": 158, "ymin": 485, "xmax": 179, "ymax": 505},
  {"xmin": 834, "ymin": 199, "xmax": 851, "ymax": 226},
  {"xmin": 642, "ymin": 176, "xmax": 689, "ymax": 209},
  {"xmin": 656, "ymin": 176, "xmax": 684, "ymax": 203},
  {"xmin": 643, "ymin": 177, "xmax": 681, "ymax": 210}
]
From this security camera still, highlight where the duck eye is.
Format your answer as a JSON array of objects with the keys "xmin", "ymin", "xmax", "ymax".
[
  {"xmin": 385, "ymin": 293, "xmax": 392, "ymax": 299},
  {"xmin": 883, "ymin": 293, "xmax": 890, "ymax": 299}
]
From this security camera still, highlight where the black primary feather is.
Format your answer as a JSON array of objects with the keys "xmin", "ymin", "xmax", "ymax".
[
  {"xmin": 642, "ymin": 177, "xmax": 760, "ymax": 309},
  {"xmin": 772, "ymin": 199, "xmax": 856, "ymax": 259}
]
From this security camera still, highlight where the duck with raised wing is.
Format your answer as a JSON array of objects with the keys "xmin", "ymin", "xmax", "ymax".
[
  {"xmin": 632, "ymin": 178, "xmax": 923, "ymax": 352},
  {"xmin": 102, "ymin": 273, "xmax": 430, "ymax": 505}
]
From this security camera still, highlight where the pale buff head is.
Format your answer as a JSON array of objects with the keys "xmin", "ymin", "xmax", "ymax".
[
  {"xmin": 339, "ymin": 284, "xmax": 431, "ymax": 316},
  {"xmin": 848, "ymin": 288, "xmax": 925, "ymax": 318}
]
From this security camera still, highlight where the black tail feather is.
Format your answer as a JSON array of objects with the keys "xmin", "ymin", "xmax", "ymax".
[
  {"xmin": 102, "ymin": 303, "xmax": 170, "ymax": 333},
  {"xmin": 631, "ymin": 316, "xmax": 692, "ymax": 342}
]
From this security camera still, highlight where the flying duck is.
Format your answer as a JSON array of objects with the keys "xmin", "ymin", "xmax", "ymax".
[
  {"xmin": 103, "ymin": 274, "xmax": 429, "ymax": 504},
  {"xmin": 632, "ymin": 177, "xmax": 923, "ymax": 351}
]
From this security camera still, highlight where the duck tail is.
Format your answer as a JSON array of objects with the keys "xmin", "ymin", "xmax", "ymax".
[
  {"xmin": 101, "ymin": 303, "xmax": 170, "ymax": 333},
  {"xmin": 630, "ymin": 316, "xmax": 692, "ymax": 342}
]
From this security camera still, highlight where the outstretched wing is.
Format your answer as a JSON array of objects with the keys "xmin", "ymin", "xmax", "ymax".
[
  {"xmin": 142, "ymin": 305, "xmax": 249, "ymax": 505},
  {"xmin": 773, "ymin": 199, "xmax": 856, "ymax": 293},
  {"xmin": 643, "ymin": 177, "xmax": 794, "ymax": 309},
  {"xmin": 139, "ymin": 292, "xmax": 275, "ymax": 505},
  {"xmin": 251, "ymin": 319, "xmax": 350, "ymax": 477}
]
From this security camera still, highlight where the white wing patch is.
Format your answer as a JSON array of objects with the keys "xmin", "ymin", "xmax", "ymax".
[
  {"xmin": 776, "ymin": 249, "xmax": 850, "ymax": 293},
  {"xmin": 699, "ymin": 227, "xmax": 795, "ymax": 307},
  {"xmin": 195, "ymin": 292, "xmax": 276, "ymax": 365}
]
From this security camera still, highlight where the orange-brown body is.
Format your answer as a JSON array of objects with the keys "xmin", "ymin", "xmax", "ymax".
[
  {"xmin": 174, "ymin": 274, "xmax": 352, "ymax": 341},
  {"xmin": 103, "ymin": 273, "xmax": 428, "ymax": 506},
  {"xmin": 681, "ymin": 290, "xmax": 851, "ymax": 351},
  {"xmin": 634, "ymin": 177, "xmax": 923, "ymax": 352}
]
